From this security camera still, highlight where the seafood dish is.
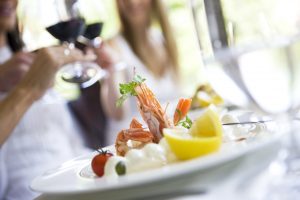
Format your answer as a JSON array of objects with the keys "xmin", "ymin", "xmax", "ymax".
[{"xmin": 90, "ymin": 75, "xmax": 224, "ymax": 178}]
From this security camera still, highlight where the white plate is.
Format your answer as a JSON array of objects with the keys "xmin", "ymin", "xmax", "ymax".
[{"xmin": 31, "ymin": 122, "xmax": 281, "ymax": 200}]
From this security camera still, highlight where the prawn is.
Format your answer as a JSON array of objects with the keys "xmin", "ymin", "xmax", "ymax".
[
  {"xmin": 115, "ymin": 118, "xmax": 154, "ymax": 156},
  {"xmin": 115, "ymin": 78, "xmax": 192, "ymax": 156}
]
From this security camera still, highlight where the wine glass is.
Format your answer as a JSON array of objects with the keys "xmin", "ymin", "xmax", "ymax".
[
  {"xmin": 46, "ymin": 0, "xmax": 103, "ymax": 88},
  {"xmin": 190, "ymin": 1, "xmax": 300, "ymax": 198},
  {"xmin": 75, "ymin": 2, "xmax": 127, "ymax": 82},
  {"xmin": 72, "ymin": 22, "xmax": 107, "ymax": 88},
  {"xmin": 199, "ymin": 35, "xmax": 300, "ymax": 200},
  {"xmin": 207, "ymin": 36, "xmax": 300, "ymax": 199},
  {"xmin": 74, "ymin": 22, "xmax": 107, "ymax": 88}
]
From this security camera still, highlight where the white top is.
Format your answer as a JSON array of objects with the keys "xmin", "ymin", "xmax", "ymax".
[
  {"xmin": 0, "ymin": 46, "xmax": 11, "ymax": 63},
  {"xmin": 0, "ymin": 47, "xmax": 89, "ymax": 200},
  {"xmin": 0, "ymin": 46, "xmax": 12, "ymax": 100},
  {"xmin": 106, "ymin": 31, "xmax": 182, "ymax": 144}
]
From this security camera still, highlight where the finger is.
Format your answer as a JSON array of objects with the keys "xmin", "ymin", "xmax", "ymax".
[
  {"xmin": 84, "ymin": 48, "xmax": 94, "ymax": 55},
  {"xmin": 67, "ymin": 48, "xmax": 97, "ymax": 63},
  {"xmin": 16, "ymin": 52, "xmax": 35, "ymax": 65},
  {"xmin": 92, "ymin": 41, "xmax": 106, "ymax": 56},
  {"xmin": 40, "ymin": 46, "xmax": 97, "ymax": 67}
]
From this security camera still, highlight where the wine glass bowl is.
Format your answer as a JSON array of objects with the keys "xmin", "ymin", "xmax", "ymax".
[
  {"xmin": 83, "ymin": 22, "xmax": 103, "ymax": 40},
  {"xmin": 204, "ymin": 37, "xmax": 300, "ymax": 116},
  {"xmin": 46, "ymin": 18, "xmax": 85, "ymax": 44},
  {"xmin": 76, "ymin": 22, "xmax": 104, "ymax": 49}
]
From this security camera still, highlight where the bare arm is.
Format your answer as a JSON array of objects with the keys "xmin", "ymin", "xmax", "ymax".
[
  {"xmin": 0, "ymin": 47, "xmax": 95, "ymax": 146},
  {"xmin": 0, "ymin": 84, "xmax": 35, "ymax": 145},
  {"xmin": 100, "ymin": 69, "xmax": 127, "ymax": 120}
]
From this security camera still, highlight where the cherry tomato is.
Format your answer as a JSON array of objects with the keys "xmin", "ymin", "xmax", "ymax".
[{"xmin": 91, "ymin": 149, "xmax": 113, "ymax": 177}]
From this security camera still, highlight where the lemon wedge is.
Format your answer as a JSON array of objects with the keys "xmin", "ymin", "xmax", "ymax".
[
  {"xmin": 192, "ymin": 84, "xmax": 224, "ymax": 108},
  {"xmin": 189, "ymin": 105, "xmax": 223, "ymax": 138},
  {"xmin": 163, "ymin": 106, "xmax": 222, "ymax": 160},
  {"xmin": 196, "ymin": 91, "xmax": 211, "ymax": 107}
]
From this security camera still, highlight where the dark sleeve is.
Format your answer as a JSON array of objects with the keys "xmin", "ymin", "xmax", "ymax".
[{"xmin": 68, "ymin": 82, "xmax": 107, "ymax": 149}]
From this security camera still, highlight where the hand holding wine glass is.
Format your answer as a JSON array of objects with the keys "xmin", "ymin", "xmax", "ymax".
[
  {"xmin": 19, "ymin": 46, "xmax": 96, "ymax": 100},
  {"xmin": 45, "ymin": 0, "xmax": 105, "ymax": 88}
]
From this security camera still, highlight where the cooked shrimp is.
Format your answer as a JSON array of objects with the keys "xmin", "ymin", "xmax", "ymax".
[
  {"xmin": 130, "ymin": 118, "xmax": 143, "ymax": 129},
  {"xmin": 115, "ymin": 118, "xmax": 154, "ymax": 156},
  {"xmin": 115, "ymin": 77, "xmax": 192, "ymax": 156},
  {"xmin": 173, "ymin": 98, "xmax": 192, "ymax": 125},
  {"xmin": 134, "ymin": 83, "xmax": 172, "ymax": 142}
]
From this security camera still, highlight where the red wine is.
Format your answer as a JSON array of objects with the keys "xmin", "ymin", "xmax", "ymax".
[
  {"xmin": 46, "ymin": 18, "xmax": 85, "ymax": 42},
  {"xmin": 83, "ymin": 22, "xmax": 103, "ymax": 40}
]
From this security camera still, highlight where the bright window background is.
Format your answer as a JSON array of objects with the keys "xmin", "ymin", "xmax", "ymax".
[{"xmin": 17, "ymin": 0, "xmax": 300, "ymax": 99}]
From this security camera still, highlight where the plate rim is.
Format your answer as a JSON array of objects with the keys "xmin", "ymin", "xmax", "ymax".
[{"xmin": 30, "ymin": 131, "xmax": 281, "ymax": 195}]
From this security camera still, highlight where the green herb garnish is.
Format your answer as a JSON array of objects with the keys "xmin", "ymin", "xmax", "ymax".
[
  {"xmin": 116, "ymin": 75, "xmax": 146, "ymax": 107},
  {"xmin": 133, "ymin": 74, "xmax": 146, "ymax": 83},
  {"xmin": 178, "ymin": 115, "xmax": 193, "ymax": 129}
]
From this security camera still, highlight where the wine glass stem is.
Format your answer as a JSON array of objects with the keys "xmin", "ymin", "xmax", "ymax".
[
  {"xmin": 62, "ymin": 42, "xmax": 75, "ymax": 55},
  {"xmin": 73, "ymin": 62, "xmax": 83, "ymax": 78},
  {"xmin": 63, "ymin": 42, "xmax": 83, "ymax": 78}
]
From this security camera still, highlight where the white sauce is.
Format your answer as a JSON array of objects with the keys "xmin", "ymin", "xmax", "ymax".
[
  {"xmin": 221, "ymin": 113, "xmax": 266, "ymax": 142},
  {"xmin": 104, "ymin": 138, "xmax": 177, "ymax": 177}
]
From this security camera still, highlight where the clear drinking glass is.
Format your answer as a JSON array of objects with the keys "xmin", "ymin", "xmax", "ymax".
[
  {"xmin": 73, "ymin": 0, "xmax": 127, "ymax": 86},
  {"xmin": 205, "ymin": 36, "xmax": 300, "ymax": 198},
  {"xmin": 74, "ymin": 22, "xmax": 107, "ymax": 88},
  {"xmin": 190, "ymin": 0, "xmax": 300, "ymax": 197}
]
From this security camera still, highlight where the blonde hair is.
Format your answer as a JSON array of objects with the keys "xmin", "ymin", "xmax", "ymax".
[{"xmin": 117, "ymin": 0, "xmax": 179, "ymax": 76}]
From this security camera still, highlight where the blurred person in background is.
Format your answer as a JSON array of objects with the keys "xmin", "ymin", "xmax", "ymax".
[
  {"xmin": 0, "ymin": 0, "xmax": 33, "ymax": 92},
  {"xmin": 95, "ymin": 0, "xmax": 183, "ymax": 144},
  {"xmin": 50, "ymin": 0, "xmax": 182, "ymax": 147},
  {"xmin": 0, "ymin": 48, "xmax": 94, "ymax": 146},
  {"xmin": 0, "ymin": 0, "xmax": 97, "ymax": 199}
]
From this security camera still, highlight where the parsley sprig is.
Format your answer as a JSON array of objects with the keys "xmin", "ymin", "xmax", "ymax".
[
  {"xmin": 116, "ymin": 75, "xmax": 146, "ymax": 107},
  {"xmin": 178, "ymin": 115, "xmax": 193, "ymax": 129}
]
